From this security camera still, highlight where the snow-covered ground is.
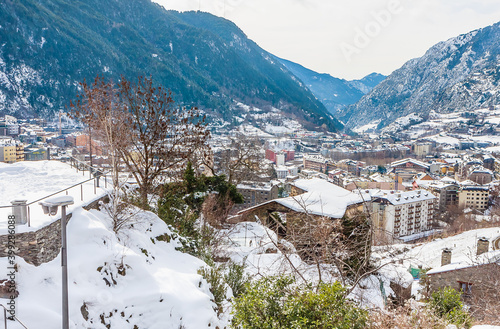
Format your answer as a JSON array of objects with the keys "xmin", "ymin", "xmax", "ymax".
[
  {"xmin": 0, "ymin": 208, "xmax": 223, "ymax": 329},
  {"xmin": 0, "ymin": 161, "xmax": 108, "ymax": 234},
  {"xmin": 220, "ymin": 221, "xmax": 413, "ymax": 310},
  {"xmin": 396, "ymin": 227, "xmax": 500, "ymax": 270}
]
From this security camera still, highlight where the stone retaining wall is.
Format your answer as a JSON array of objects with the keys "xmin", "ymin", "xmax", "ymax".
[{"xmin": 0, "ymin": 195, "xmax": 108, "ymax": 266}]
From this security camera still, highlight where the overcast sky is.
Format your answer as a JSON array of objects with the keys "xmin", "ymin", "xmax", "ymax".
[{"xmin": 153, "ymin": 0, "xmax": 500, "ymax": 80}]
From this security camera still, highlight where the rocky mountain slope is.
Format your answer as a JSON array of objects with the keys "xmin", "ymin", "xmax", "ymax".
[
  {"xmin": 340, "ymin": 21, "xmax": 500, "ymax": 130},
  {"xmin": 0, "ymin": 0, "xmax": 341, "ymax": 131},
  {"xmin": 278, "ymin": 57, "xmax": 385, "ymax": 115}
]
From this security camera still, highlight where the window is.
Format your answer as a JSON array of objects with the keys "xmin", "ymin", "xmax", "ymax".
[{"xmin": 458, "ymin": 281, "xmax": 472, "ymax": 296}]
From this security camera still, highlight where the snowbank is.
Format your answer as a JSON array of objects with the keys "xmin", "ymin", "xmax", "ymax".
[{"xmin": 1, "ymin": 208, "xmax": 224, "ymax": 328}]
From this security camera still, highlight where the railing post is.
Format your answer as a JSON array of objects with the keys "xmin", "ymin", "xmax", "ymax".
[
  {"xmin": 4, "ymin": 306, "xmax": 7, "ymax": 329},
  {"xmin": 61, "ymin": 206, "xmax": 69, "ymax": 329},
  {"xmin": 11, "ymin": 200, "xmax": 28, "ymax": 225},
  {"xmin": 81, "ymin": 184, "xmax": 83, "ymax": 201}
]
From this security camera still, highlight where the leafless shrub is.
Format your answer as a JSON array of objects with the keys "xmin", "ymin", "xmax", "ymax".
[{"xmin": 369, "ymin": 303, "xmax": 446, "ymax": 329}]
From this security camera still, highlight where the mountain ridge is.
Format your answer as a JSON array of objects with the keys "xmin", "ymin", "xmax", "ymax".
[
  {"xmin": 277, "ymin": 57, "xmax": 386, "ymax": 115},
  {"xmin": 340, "ymin": 21, "xmax": 500, "ymax": 130},
  {"xmin": 0, "ymin": 0, "xmax": 341, "ymax": 131}
]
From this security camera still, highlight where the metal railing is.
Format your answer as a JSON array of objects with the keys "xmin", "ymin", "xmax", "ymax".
[
  {"xmin": 0, "ymin": 160, "xmax": 109, "ymax": 227},
  {"xmin": 0, "ymin": 304, "xmax": 28, "ymax": 329}
]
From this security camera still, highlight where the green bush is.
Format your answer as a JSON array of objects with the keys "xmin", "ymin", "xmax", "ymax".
[
  {"xmin": 429, "ymin": 287, "xmax": 472, "ymax": 328},
  {"xmin": 231, "ymin": 275, "xmax": 368, "ymax": 329},
  {"xmin": 198, "ymin": 265, "xmax": 227, "ymax": 316},
  {"xmin": 198, "ymin": 260, "xmax": 250, "ymax": 317},
  {"xmin": 225, "ymin": 261, "xmax": 249, "ymax": 298}
]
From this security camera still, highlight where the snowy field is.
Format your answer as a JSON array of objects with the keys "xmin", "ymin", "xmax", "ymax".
[{"xmin": 0, "ymin": 161, "xmax": 108, "ymax": 234}]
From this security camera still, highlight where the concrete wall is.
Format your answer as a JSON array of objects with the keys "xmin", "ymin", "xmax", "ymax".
[{"xmin": 0, "ymin": 196, "xmax": 107, "ymax": 266}]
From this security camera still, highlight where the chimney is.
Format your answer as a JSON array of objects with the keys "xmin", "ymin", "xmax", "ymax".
[
  {"xmin": 441, "ymin": 248, "xmax": 452, "ymax": 266},
  {"xmin": 477, "ymin": 237, "xmax": 489, "ymax": 256}
]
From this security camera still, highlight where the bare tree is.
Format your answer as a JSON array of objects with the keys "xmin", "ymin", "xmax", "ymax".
[
  {"xmin": 70, "ymin": 76, "xmax": 131, "ymax": 233},
  {"xmin": 118, "ymin": 76, "xmax": 210, "ymax": 206},
  {"xmin": 205, "ymin": 135, "xmax": 266, "ymax": 185}
]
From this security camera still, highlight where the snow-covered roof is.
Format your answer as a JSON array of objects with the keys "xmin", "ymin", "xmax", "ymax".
[
  {"xmin": 371, "ymin": 189, "xmax": 435, "ymax": 205},
  {"xmin": 237, "ymin": 182, "xmax": 275, "ymax": 191},
  {"xmin": 278, "ymin": 178, "xmax": 370, "ymax": 218},
  {"xmin": 241, "ymin": 178, "xmax": 370, "ymax": 219},
  {"xmin": 390, "ymin": 158, "xmax": 430, "ymax": 169},
  {"xmin": 461, "ymin": 184, "xmax": 489, "ymax": 191},
  {"xmin": 440, "ymin": 176, "xmax": 458, "ymax": 183},
  {"xmin": 427, "ymin": 249, "xmax": 500, "ymax": 275}
]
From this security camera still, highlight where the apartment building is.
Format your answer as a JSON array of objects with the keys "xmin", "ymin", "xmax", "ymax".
[
  {"xmin": 458, "ymin": 186, "xmax": 490, "ymax": 211},
  {"xmin": 234, "ymin": 182, "xmax": 279, "ymax": 211},
  {"xmin": 0, "ymin": 137, "xmax": 22, "ymax": 163},
  {"xmin": 371, "ymin": 190, "xmax": 436, "ymax": 241},
  {"xmin": 303, "ymin": 154, "xmax": 334, "ymax": 174}
]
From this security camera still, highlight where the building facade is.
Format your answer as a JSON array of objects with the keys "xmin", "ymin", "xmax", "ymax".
[
  {"xmin": 0, "ymin": 144, "xmax": 16, "ymax": 163},
  {"xmin": 371, "ymin": 190, "xmax": 436, "ymax": 241},
  {"xmin": 458, "ymin": 186, "xmax": 490, "ymax": 211},
  {"xmin": 303, "ymin": 154, "xmax": 334, "ymax": 174},
  {"xmin": 390, "ymin": 158, "xmax": 430, "ymax": 173},
  {"xmin": 235, "ymin": 182, "xmax": 279, "ymax": 211}
]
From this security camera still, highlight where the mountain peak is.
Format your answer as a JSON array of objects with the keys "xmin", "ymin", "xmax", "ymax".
[
  {"xmin": 0, "ymin": 0, "xmax": 340, "ymax": 131},
  {"xmin": 340, "ymin": 21, "xmax": 500, "ymax": 130}
]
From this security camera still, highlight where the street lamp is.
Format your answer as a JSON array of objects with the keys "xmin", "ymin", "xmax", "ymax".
[{"xmin": 39, "ymin": 196, "xmax": 74, "ymax": 329}]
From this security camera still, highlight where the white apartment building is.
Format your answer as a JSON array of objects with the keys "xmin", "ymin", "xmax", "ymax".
[
  {"xmin": 275, "ymin": 165, "xmax": 298, "ymax": 179},
  {"xmin": 371, "ymin": 190, "xmax": 436, "ymax": 241}
]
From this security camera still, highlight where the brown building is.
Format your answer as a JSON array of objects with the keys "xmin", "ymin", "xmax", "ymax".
[
  {"xmin": 427, "ymin": 241, "xmax": 500, "ymax": 323},
  {"xmin": 75, "ymin": 134, "xmax": 103, "ymax": 156},
  {"xmin": 458, "ymin": 186, "xmax": 489, "ymax": 211},
  {"xmin": 235, "ymin": 182, "xmax": 279, "ymax": 212},
  {"xmin": 467, "ymin": 167, "xmax": 493, "ymax": 185},
  {"xmin": 425, "ymin": 182, "xmax": 459, "ymax": 213},
  {"xmin": 303, "ymin": 155, "xmax": 334, "ymax": 174},
  {"xmin": 390, "ymin": 158, "xmax": 430, "ymax": 173},
  {"xmin": 238, "ymin": 178, "xmax": 368, "ymax": 225}
]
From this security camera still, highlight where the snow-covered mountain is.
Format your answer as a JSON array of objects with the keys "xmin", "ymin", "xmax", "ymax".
[
  {"xmin": 341, "ymin": 21, "xmax": 500, "ymax": 130},
  {"xmin": 278, "ymin": 57, "xmax": 386, "ymax": 115},
  {"xmin": 0, "ymin": 0, "xmax": 341, "ymax": 131}
]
